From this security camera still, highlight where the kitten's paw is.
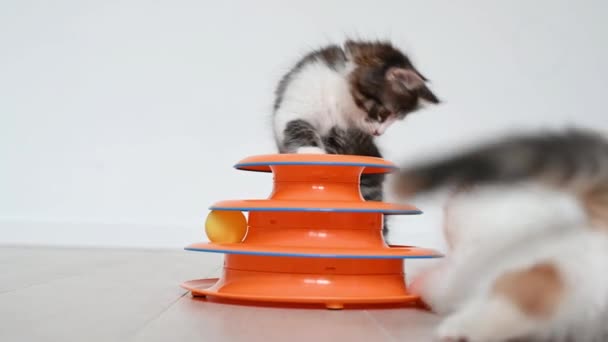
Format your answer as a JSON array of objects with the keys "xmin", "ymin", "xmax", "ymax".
[
  {"xmin": 436, "ymin": 295, "xmax": 537, "ymax": 342},
  {"xmin": 435, "ymin": 311, "xmax": 515, "ymax": 342},
  {"xmin": 437, "ymin": 337, "xmax": 468, "ymax": 342},
  {"xmin": 436, "ymin": 320, "xmax": 472, "ymax": 342},
  {"xmin": 296, "ymin": 147, "xmax": 326, "ymax": 154},
  {"xmin": 435, "ymin": 313, "xmax": 482, "ymax": 342}
]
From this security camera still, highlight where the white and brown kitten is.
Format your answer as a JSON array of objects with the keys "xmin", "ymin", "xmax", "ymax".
[
  {"xmin": 272, "ymin": 39, "xmax": 440, "ymax": 234},
  {"xmin": 393, "ymin": 129, "xmax": 608, "ymax": 342}
]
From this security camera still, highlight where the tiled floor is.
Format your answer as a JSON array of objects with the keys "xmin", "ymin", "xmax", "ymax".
[{"xmin": 0, "ymin": 246, "xmax": 439, "ymax": 342}]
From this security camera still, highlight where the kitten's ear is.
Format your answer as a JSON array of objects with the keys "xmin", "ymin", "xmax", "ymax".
[
  {"xmin": 386, "ymin": 68, "xmax": 440, "ymax": 104},
  {"xmin": 417, "ymin": 85, "xmax": 441, "ymax": 104},
  {"xmin": 386, "ymin": 68, "xmax": 425, "ymax": 90}
]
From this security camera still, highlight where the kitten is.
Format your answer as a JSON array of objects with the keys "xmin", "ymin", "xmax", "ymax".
[
  {"xmin": 272, "ymin": 39, "xmax": 440, "ymax": 234},
  {"xmin": 392, "ymin": 129, "xmax": 608, "ymax": 342}
]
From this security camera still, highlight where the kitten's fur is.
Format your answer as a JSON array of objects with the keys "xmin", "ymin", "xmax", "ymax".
[
  {"xmin": 393, "ymin": 129, "xmax": 608, "ymax": 342},
  {"xmin": 272, "ymin": 40, "xmax": 439, "ymax": 234}
]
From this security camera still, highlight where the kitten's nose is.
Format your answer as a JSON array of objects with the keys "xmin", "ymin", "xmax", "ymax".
[{"xmin": 373, "ymin": 130, "xmax": 381, "ymax": 136}]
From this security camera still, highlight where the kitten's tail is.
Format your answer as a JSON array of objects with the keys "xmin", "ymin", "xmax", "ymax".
[{"xmin": 393, "ymin": 129, "xmax": 608, "ymax": 226}]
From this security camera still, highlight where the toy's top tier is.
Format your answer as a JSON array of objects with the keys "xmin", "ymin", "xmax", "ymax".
[
  {"xmin": 211, "ymin": 153, "xmax": 418, "ymax": 215},
  {"xmin": 234, "ymin": 154, "xmax": 396, "ymax": 174},
  {"xmin": 227, "ymin": 154, "xmax": 399, "ymax": 204}
]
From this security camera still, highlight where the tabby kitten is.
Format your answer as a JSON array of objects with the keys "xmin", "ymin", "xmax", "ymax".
[{"xmin": 272, "ymin": 39, "xmax": 439, "ymax": 234}]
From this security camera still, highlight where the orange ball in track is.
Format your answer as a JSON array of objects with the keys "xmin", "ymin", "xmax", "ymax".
[{"xmin": 205, "ymin": 210, "xmax": 248, "ymax": 243}]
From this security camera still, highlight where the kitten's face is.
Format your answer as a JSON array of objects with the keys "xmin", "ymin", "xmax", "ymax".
[{"xmin": 346, "ymin": 40, "xmax": 440, "ymax": 136}]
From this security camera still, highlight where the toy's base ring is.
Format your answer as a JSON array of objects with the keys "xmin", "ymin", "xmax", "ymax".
[
  {"xmin": 181, "ymin": 254, "xmax": 427, "ymax": 310},
  {"xmin": 181, "ymin": 277, "xmax": 423, "ymax": 310}
]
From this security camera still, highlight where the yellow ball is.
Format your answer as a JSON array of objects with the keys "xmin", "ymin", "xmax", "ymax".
[{"xmin": 205, "ymin": 210, "xmax": 248, "ymax": 243}]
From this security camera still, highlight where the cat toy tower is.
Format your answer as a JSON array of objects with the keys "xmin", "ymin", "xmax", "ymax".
[{"xmin": 181, "ymin": 154, "xmax": 442, "ymax": 309}]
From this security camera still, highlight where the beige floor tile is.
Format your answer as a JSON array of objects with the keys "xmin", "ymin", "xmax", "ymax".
[
  {"xmin": 367, "ymin": 308, "xmax": 440, "ymax": 341},
  {"xmin": 0, "ymin": 247, "xmax": 221, "ymax": 342},
  {"xmin": 132, "ymin": 296, "xmax": 394, "ymax": 342}
]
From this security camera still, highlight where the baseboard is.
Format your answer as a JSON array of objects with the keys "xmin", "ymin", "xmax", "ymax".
[{"xmin": 0, "ymin": 219, "xmax": 207, "ymax": 249}]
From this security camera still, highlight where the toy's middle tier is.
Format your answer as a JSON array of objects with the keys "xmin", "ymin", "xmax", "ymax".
[
  {"xmin": 246, "ymin": 211, "xmax": 383, "ymax": 248},
  {"xmin": 187, "ymin": 210, "xmax": 440, "ymax": 258}
]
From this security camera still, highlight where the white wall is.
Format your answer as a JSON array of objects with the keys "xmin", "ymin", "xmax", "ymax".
[{"xmin": 1, "ymin": 0, "xmax": 607, "ymax": 249}]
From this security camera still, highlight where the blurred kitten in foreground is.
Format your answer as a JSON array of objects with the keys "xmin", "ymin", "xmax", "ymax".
[{"xmin": 392, "ymin": 129, "xmax": 608, "ymax": 342}]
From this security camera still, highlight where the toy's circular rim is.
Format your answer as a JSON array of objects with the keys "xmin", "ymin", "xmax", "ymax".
[
  {"xmin": 184, "ymin": 245, "xmax": 443, "ymax": 259},
  {"xmin": 209, "ymin": 206, "xmax": 422, "ymax": 215},
  {"xmin": 234, "ymin": 161, "xmax": 397, "ymax": 172}
]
